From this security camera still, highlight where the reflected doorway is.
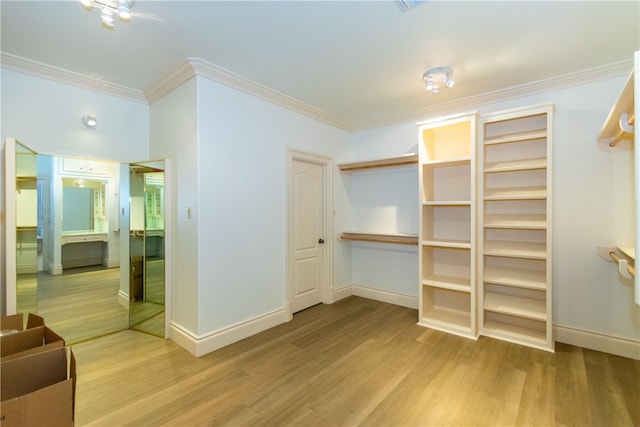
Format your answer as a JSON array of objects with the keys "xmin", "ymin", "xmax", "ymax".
[{"xmin": 128, "ymin": 162, "xmax": 165, "ymax": 337}]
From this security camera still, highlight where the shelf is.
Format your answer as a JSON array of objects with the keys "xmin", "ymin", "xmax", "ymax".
[
  {"xmin": 484, "ymin": 130, "xmax": 547, "ymax": 146},
  {"xmin": 340, "ymin": 232, "xmax": 418, "ymax": 245},
  {"xmin": 483, "ymin": 214, "xmax": 546, "ymax": 229},
  {"xmin": 484, "ymin": 157, "xmax": 546, "ymax": 173},
  {"xmin": 483, "ymin": 319, "xmax": 547, "ymax": 345},
  {"xmin": 420, "ymin": 307, "xmax": 471, "ymax": 334},
  {"xmin": 484, "ymin": 292, "xmax": 546, "ymax": 321},
  {"xmin": 423, "ymin": 275, "xmax": 471, "ymax": 292},
  {"xmin": 484, "ymin": 186, "xmax": 546, "ymax": 200},
  {"xmin": 423, "ymin": 157, "xmax": 471, "ymax": 167},
  {"xmin": 483, "ymin": 266, "xmax": 546, "ymax": 290},
  {"xmin": 484, "ymin": 240, "xmax": 546, "ymax": 259},
  {"xmin": 618, "ymin": 246, "xmax": 635, "ymax": 260},
  {"xmin": 422, "ymin": 239, "xmax": 471, "ymax": 249},
  {"xmin": 597, "ymin": 65, "xmax": 635, "ymax": 145},
  {"xmin": 338, "ymin": 154, "xmax": 418, "ymax": 173},
  {"xmin": 423, "ymin": 200, "xmax": 471, "ymax": 206}
]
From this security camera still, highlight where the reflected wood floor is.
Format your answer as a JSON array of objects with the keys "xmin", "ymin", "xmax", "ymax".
[{"xmin": 73, "ymin": 296, "xmax": 640, "ymax": 427}]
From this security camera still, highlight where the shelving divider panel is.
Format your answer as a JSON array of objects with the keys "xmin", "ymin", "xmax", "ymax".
[
  {"xmin": 483, "ymin": 265, "xmax": 546, "ymax": 290},
  {"xmin": 483, "ymin": 214, "xmax": 547, "ymax": 229},
  {"xmin": 484, "ymin": 291, "xmax": 546, "ymax": 321},
  {"xmin": 484, "ymin": 158, "xmax": 547, "ymax": 173},
  {"xmin": 423, "ymin": 275, "xmax": 471, "ymax": 292},
  {"xmin": 483, "ymin": 240, "xmax": 546, "ymax": 259},
  {"xmin": 484, "ymin": 130, "xmax": 547, "ymax": 145},
  {"xmin": 422, "ymin": 239, "xmax": 471, "ymax": 249}
]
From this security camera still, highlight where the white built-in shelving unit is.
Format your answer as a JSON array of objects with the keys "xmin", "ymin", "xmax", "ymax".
[
  {"xmin": 478, "ymin": 103, "xmax": 554, "ymax": 351},
  {"xmin": 417, "ymin": 112, "xmax": 477, "ymax": 339}
]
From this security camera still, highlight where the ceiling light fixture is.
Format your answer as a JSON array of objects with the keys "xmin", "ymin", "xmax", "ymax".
[
  {"xmin": 82, "ymin": 115, "xmax": 98, "ymax": 128},
  {"xmin": 80, "ymin": 0, "xmax": 132, "ymax": 29},
  {"xmin": 422, "ymin": 66, "xmax": 455, "ymax": 95}
]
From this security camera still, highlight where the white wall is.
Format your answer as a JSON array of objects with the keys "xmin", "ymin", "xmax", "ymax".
[
  {"xmin": 349, "ymin": 76, "xmax": 640, "ymax": 353},
  {"xmin": 1, "ymin": 69, "xmax": 149, "ymax": 315},
  {"xmin": 194, "ymin": 76, "xmax": 351, "ymax": 335},
  {"xmin": 148, "ymin": 76, "xmax": 199, "ymax": 334}
]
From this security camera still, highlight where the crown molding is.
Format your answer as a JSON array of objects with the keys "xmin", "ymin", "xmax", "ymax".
[
  {"xmin": 0, "ymin": 52, "xmax": 147, "ymax": 104},
  {"xmin": 2, "ymin": 51, "xmax": 632, "ymax": 132},
  {"xmin": 145, "ymin": 57, "xmax": 353, "ymax": 131},
  {"xmin": 354, "ymin": 58, "xmax": 634, "ymax": 130}
]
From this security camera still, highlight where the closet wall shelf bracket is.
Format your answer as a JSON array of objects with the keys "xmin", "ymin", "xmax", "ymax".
[{"xmin": 598, "ymin": 245, "xmax": 635, "ymax": 279}]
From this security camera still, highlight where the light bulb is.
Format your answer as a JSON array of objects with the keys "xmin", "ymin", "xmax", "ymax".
[
  {"xmin": 118, "ymin": 0, "xmax": 131, "ymax": 21},
  {"xmin": 101, "ymin": 7, "xmax": 115, "ymax": 28}
]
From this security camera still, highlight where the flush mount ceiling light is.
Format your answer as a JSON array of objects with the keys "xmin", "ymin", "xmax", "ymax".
[
  {"xmin": 82, "ymin": 115, "xmax": 97, "ymax": 128},
  {"xmin": 79, "ymin": 0, "xmax": 132, "ymax": 29},
  {"xmin": 422, "ymin": 66, "xmax": 455, "ymax": 95}
]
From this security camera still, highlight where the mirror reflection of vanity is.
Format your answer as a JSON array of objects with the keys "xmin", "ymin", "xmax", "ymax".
[{"xmin": 5, "ymin": 139, "xmax": 166, "ymax": 343}]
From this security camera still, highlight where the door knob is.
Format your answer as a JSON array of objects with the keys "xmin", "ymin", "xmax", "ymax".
[{"xmin": 318, "ymin": 238, "xmax": 325, "ymax": 244}]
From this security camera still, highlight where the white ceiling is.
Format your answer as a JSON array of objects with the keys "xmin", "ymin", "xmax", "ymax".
[{"xmin": 1, "ymin": 1, "xmax": 639, "ymax": 130}]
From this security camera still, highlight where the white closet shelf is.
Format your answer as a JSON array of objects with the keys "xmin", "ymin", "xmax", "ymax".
[
  {"xmin": 483, "ymin": 240, "xmax": 546, "ymax": 259},
  {"xmin": 421, "ymin": 239, "xmax": 471, "ymax": 249},
  {"xmin": 483, "ymin": 320, "xmax": 547, "ymax": 344},
  {"xmin": 484, "ymin": 158, "xmax": 547, "ymax": 173},
  {"xmin": 597, "ymin": 65, "xmax": 635, "ymax": 146},
  {"xmin": 423, "ymin": 200, "xmax": 471, "ymax": 206},
  {"xmin": 422, "ymin": 275, "xmax": 471, "ymax": 292},
  {"xmin": 484, "ymin": 186, "xmax": 547, "ymax": 200},
  {"xmin": 420, "ymin": 307, "xmax": 471, "ymax": 333},
  {"xmin": 340, "ymin": 232, "xmax": 418, "ymax": 245},
  {"xmin": 483, "ymin": 214, "xmax": 546, "ymax": 229},
  {"xmin": 484, "ymin": 130, "xmax": 547, "ymax": 146},
  {"xmin": 483, "ymin": 266, "xmax": 546, "ymax": 290},
  {"xmin": 422, "ymin": 157, "xmax": 471, "ymax": 167},
  {"xmin": 484, "ymin": 292, "xmax": 546, "ymax": 321},
  {"xmin": 338, "ymin": 154, "xmax": 418, "ymax": 173}
]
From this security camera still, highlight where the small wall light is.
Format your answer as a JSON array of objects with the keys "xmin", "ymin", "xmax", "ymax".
[{"xmin": 82, "ymin": 115, "xmax": 97, "ymax": 128}]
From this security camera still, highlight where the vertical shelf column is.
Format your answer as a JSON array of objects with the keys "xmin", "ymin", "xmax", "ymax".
[
  {"xmin": 479, "ymin": 104, "xmax": 554, "ymax": 351},
  {"xmin": 417, "ymin": 112, "xmax": 477, "ymax": 339}
]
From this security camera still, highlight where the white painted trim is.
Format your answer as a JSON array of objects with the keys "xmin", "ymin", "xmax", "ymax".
[
  {"xmin": 117, "ymin": 290, "xmax": 129, "ymax": 309},
  {"xmin": 3, "ymin": 53, "xmax": 629, "ymax": 132},
  {"xmin": 554, "ymin": 324, "xmax": 640, "ymax": 360},
  {"xmin": 285, "ymin": 149, "xmax": 334, "ymax": 317},
  {"xmin": 333, "ymin": 285, "xmax": 353, "ymax": 302},
  {"xmin": 49, "ymin": 263, "xmax": 63, "ymax": 275},
  {"xmin": 4, "ymin": 138, "xmax": 18, "ymax": 315},
  {"xmin": 169, "ymin": 308, "xmax": 289, "ymax": 357},
  {"xmin": 351, "ymin": 284, "xmax": 419, "ymax": 310},
  {"xmin": 162, "ymin": 158, "xmax": 173, "ymax": 339},
  {"xmin": 0, "ymin": 52, "xmax": 147, "ymax": 104},
  {"xmin": 105, "ymin": 258, "xmax": 120, "ymax": 269}
]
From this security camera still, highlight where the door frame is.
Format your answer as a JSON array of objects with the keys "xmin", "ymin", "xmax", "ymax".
[{"xmin": 285, "ymin": 148, "xmax": 334, "ymax": 320}]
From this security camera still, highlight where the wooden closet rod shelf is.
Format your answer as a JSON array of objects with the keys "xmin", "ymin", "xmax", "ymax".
[
  {"xmin": 338, "ymin": 154, "xmax": 418, "ymax": 173},
  {"xmin": 340, "ymin": 232, "xmax": 418, "ymax": 245}
]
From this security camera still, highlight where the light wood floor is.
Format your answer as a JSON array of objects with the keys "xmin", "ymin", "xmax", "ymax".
[{"xmin": 72, "ymin": 296, "xmax": 640, "ymax": 426}]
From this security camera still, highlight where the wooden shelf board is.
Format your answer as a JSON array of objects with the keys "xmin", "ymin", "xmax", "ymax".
[
  {"xmin": 483, "ymin": 266, "xmax": 546, "ymax": 290},
  {"xmin": 484, "ymin": 130, "xmax": 547, "ymax": 146},
  {"xmin": 484, "ymin": 158, "xmax": 547, "ymax": 173},
  {"xmin": 483, "ymin": 214, "xmax": 546, "ymax": 229},
  {"xmin": 422, "ymin": 156, "xmax": 471, "ymax": 167},
  {"xmin": 422, "ymin": 239, "xmax": 471, "ymax": 249},
  {"xmin": 423, "ymin": 200, "xmax": 471, "ymax": 206},
  {"xmin": 484, "ymin": 292, "xmax": 546, "ymax": 321},
  {"xmin": 484, "ymin": 186, "xmax": 547, "ymax": 200},
  {"xmin": 338, "ymin": 154, "xmax": 418, "ymax": 173},
  {"xmin": 617, "ymin": 246, "xmax": 635, "ymax": 260},
  {"xmin": 422, "ymin": 275, "xmax": 471, "ymax": 292},
  {"xmin": 483, "ymin": 240, "xmax": 546, "ymax": 259},
  {"xmin": 340, "ymin": 232, "xmax": 418, "ymax": 245},
  {"xmin": 420, "ymin": 306, "xmax": 471, "ymax": 331},
  {"xmin": 483, "ymin": 320, "xmax": 547, "ymax": 345},
  {"xmin": 597, "ymin": 68, "xmax": 635, "ymax": 144}
]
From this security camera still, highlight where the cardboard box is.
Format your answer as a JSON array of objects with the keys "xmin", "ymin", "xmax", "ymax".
[
  {"xmin": 1, "ymin": 346, "xmax": 76, "ymax": 427},
  {"xmin": 1, "ymin": 313, "xmax": 44, "ymax": 334},
  {"xmin": 1, "ymin": 326, "xmax": 65, "ymax": 360}
]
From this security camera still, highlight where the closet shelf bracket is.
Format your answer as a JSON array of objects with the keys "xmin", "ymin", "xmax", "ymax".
[{"xmin": 598, "ymin": 245, "xmax": 635, "ymax": 279}]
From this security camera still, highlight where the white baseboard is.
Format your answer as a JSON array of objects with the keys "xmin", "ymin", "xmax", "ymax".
[
  {"xmin": 105, "ymin": 257, "xmax": 120, "ymax": 269},
  {"xmin": 333, "ymin": 285, "xmax": 353, "ymax": 302},
  {"xmin": 117, "ymin": 290, "xmax": 129, "ymax": 309},
  {"xmin": 169, "ymin": 307, "xmax": 289, "ymax": 357},
  {"xmin": 555, "ymin": 324, "xmax": 640, "ymax": 360},
  {"xmin": 49, "ymin": 263, "xmax": 63, "ymax": 275},
  {"xmin": 351, "ymin": 284, "xmax": 418, "ymax": 310}
]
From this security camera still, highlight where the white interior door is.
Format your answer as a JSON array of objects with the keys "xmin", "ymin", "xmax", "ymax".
[{"xmin": 291, "ymin": 159, "xmax": 325, "ymax": 312}]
